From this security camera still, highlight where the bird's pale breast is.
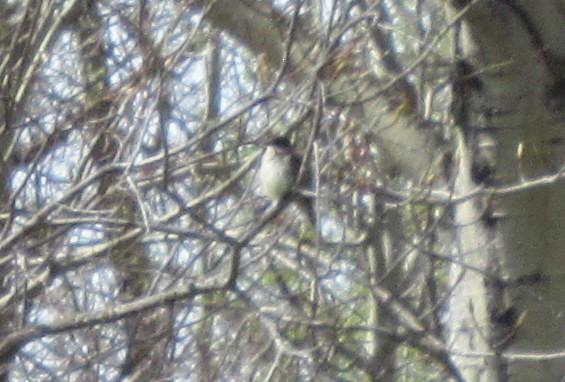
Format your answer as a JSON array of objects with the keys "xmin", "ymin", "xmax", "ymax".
[{"xmin": 259, "ymin": 147, "xmax": 293, "ymax": 200}]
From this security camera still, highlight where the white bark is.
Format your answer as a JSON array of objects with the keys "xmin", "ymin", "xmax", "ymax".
[
  {"xmin": 448, "ymin": 131, "xmax": 498, "ymax": 381},
  {"xmin": 449, "ymin": 1, "xmax": 565, "ymax": 380}
]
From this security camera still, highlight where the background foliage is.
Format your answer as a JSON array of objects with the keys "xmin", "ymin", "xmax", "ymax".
[{"xmin": 5, "ymin": 0, "xmax": 558, "ymax": 381}]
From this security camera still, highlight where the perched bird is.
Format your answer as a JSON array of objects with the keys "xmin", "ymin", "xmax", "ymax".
[{"xmin": 259, "ymin": 136, "xmax": 316, "ymax": 227}]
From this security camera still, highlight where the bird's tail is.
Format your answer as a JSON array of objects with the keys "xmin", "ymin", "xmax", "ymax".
[{"xmin": 292, "ymin": 192, "xmax": 316, "ymax": 229}]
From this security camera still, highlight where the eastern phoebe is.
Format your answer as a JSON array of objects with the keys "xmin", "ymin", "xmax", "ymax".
[{"xmin": 259, "ymin": 137, "xmax": 316, "ymax": 227}]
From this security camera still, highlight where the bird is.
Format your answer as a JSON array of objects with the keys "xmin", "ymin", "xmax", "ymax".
[{"xmin": 259, "ymin": 136, "xmax": 316, "ymax": 227}]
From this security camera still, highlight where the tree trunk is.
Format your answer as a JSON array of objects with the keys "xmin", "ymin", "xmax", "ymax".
[{"xmin": 447, "ymin": 1, "xmax": 565, "ymax": 380}]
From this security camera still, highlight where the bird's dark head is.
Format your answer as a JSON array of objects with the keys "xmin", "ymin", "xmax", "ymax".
[{"xmin": 268, "ymin": 136, "xmax": 292, "ymax": 149}]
